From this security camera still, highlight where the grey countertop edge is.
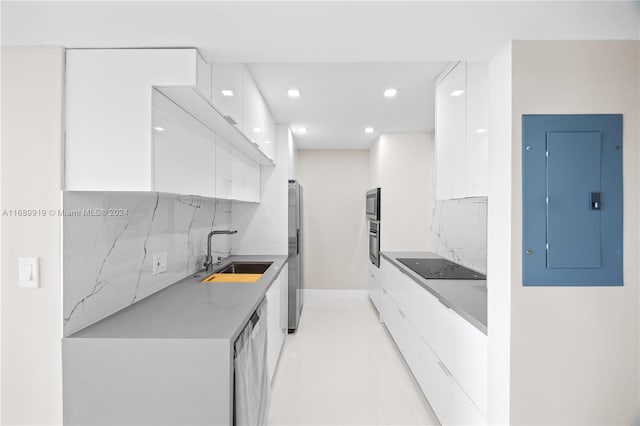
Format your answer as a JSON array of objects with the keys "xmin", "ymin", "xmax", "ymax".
[
  {"xmin": 380, "ymin": 251, "xmax": 487, "ymax": 335},
  {"xmin": 65, "ymin": 254, "xmax": 288, "ymax": 341}
]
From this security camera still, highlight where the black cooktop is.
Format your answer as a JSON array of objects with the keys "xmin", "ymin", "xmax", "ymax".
[{"xmin": 397, "ymin": 258, "xmax": 486, "ymax": 280}]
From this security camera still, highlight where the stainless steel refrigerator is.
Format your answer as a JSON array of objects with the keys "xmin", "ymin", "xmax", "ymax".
[{"xmin": 288, "ymin": 180, "xmax": 303, "ymax": 332}]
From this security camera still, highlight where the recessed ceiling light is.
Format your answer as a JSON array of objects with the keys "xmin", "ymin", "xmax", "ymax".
[
  {"xmin": 476, "ymin": 128, "xmax": 487, "ymax": 134},
  {"xmin": 153, "ymin": 126, "xmax": 165, "ymax": 132},
  {"xmin": 252, "ymin": 127, "xmax": 261, "ymax": 133},
  {"xmin": 287, "ymin": 89, "xmax": 301, "ymax": 98},
  {"xmin": 297, "ymin": 127, "xmax": 308, "ymax": 134},
  {"xmin": 264, "ymin": 140, "xmax": 271, "ymax": 144},
  {"xmin": 450, "ymin": 90, "xmax": 465, "ymax": 97},
  {"xmin": 365, "ymin": 127, "xmax": 374, "ymax": 134},
  {"xmin": 384, "ymin": 88, "xmax": 398, "ymax": 98},
  {"xmin": 221, "ymin": 89, "xmax": 234, "ymax": 97}
]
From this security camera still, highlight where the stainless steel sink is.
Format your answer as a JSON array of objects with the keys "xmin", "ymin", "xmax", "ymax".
[{"xmin": 216, "ymin": 262, "xmax": 272, "ymax": 275}]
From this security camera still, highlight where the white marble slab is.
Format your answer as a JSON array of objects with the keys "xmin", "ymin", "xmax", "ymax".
[
  {"xmin": 428, "ymin": 196, "xmax": 487, "ymax": 274},
  {"xmin": 63, "ymin": 192, "xmax": 232, "ymax": 336}
]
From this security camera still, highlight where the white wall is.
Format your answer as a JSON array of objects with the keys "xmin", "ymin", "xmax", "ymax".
[
  {"xmin": 486, "ymin": 42, "xmax": 513, "ymax": 426},
  {"xmin": 297, "ymin": 150, "xmax": 369, "ymax": 289},
  {"xmin": 232, "ymin": 124, "xmax": 290, "ymax": 256},
  {"xmin": 488, "ymin": 40, "xmax": 640, "ymax": 425},
  {"xmin": 1, "ymin": 46, "xmax": 64, "ymax": 425},
  {"xmin": 369, "ymin": 133, "xmax": 431, "ymax": 252}
]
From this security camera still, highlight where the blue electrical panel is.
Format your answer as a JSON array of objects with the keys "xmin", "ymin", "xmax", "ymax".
[{"xmin": 522, "ymin": 114, "xmax": 623, "ymax": 286}]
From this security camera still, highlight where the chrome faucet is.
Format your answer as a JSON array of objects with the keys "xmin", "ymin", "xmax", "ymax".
[{"xmin": 204, "ymin": 230, "xmax": 238, "ymax": 272}]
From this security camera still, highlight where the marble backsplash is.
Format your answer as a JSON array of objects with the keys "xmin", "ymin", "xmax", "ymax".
[
  {"xmin": 63, "ymin": 192, "xmax": 232, "ymax": 336},
  {"xmin": 428, "ymin": 196, "xmax": 487, "ymax": 274}
]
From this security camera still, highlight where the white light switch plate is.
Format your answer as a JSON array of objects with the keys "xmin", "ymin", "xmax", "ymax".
[
  {"xmin": 152, "ymin": 252, "xmax": 167, "ymax": 275},
  {"xmin": 19, "ymin": 257, "xmax": 39, "ymax": 288}
]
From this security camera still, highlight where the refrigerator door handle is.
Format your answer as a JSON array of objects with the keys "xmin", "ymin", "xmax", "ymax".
[{"xmin": 296, "ymin": 229, "xmax": 300, "ymax": 255}]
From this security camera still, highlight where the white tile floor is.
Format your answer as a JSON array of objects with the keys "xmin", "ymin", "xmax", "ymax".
[{"xmin": 268, "ymin": 295, "xmax": 439, "ymax": 426}]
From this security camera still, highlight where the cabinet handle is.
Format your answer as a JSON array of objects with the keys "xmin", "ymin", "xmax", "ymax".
[
  {"xmin": 398, "ymin": 309, "xmax": 406, "ymax": 318},
  {"xmin": 437, "ymin": 360, "xmax": 452, "ymax": 377},
  {"xmin": 381, "ymin": 288, "xmax": 387, "ymax": 294}
]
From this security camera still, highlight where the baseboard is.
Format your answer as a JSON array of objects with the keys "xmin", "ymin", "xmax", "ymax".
[{"xmin": 303, "ymin": 289, "xmax": 368, "ymax": 300}]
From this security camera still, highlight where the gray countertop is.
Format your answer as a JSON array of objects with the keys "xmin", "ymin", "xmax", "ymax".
[
  {"xmin": 68, "ymin": 255, "xmax": 288, "ymax": 340},
  {"xmin": 381, "ymin": 251, "xmax": 487, "ymax": 334}
]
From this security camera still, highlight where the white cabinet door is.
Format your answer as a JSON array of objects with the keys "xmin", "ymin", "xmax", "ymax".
[
  {"xmin": 437, "ymin": 298, "xmax": 488, "ymax": 417},
  {"xmin": 376, "ymin": 285, "xmax": 397, "ymax": 325},
  {"xmin": 153, "ymin": 90, "xmax": 216, "ymax": 198},
  {"xmin": 215, "ymin": 135, "xmax": 234, "ymax": 200},
  {"xmin": 367, "ymin": 269, "xmax": 383, "ymax": 316},
  {"xmin": 385, "ymin": 264, "xmax": 488, "ymax": 417},
  {"xmin": 215, "ymin": 136, "xmax": 261, "ymax": 203},
  {"xmin": 244, "ymin": 160, "xmax": 261, "ymax": 203},
  {"xmin": 242, "ymin": 67, "xmax": 276, "ymax": 162},
  {"xmin": 384, "ymin": 297, "xmax": 485, "ymax": 426},
  {"xmin": 211, "ymin": 63, "xmax": 245, "ymax": 130},
  {"xmin": 229, "ymin": 152, "xmax": 260, "ymax": 203},
  {"xmin": 435, "ymin": 61, "xmax": 488, "ymax": 199},
  {"xmin": 465, "ymin": 62, "xmax": 489, "ymax": 197},
  {"xmin": 266, "ymin": 270, "xmax": 287, "ymax": 384},
  {"xmin": 435, "ymin": 62, "xmax": 467, "ymax": 200},
  {"xmin": 243, "ymin": 67, "xmax": 263, "ymax": 145},
  {"xmin": 279, "ymin": 267, "xmax": 289, "ymax": 340},
  {"xmin": 379, "ymin": 257, "xmax": 488, "ymax": 422},
  {"xmin": 260, "ymin": 120, "xmax": 276, "ymax": 163},
  {"xmin": 65, "ymin": 49, "xmax": 208, "ymax": 191}
]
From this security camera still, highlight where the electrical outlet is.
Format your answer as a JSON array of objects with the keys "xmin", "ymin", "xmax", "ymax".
[{"xmin": 152, "ymin": 252, "xmax": 167, "ymax": 275}]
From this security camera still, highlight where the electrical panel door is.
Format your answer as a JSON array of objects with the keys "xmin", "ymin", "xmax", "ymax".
[{"xmin": 522, "ymin": 114, "xmax": 623, "ymax": 286}]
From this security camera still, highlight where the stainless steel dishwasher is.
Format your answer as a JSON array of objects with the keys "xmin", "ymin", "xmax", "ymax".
[{"xmin": 234, "ymin": 298, "xmax": 270, "ymax": 426}]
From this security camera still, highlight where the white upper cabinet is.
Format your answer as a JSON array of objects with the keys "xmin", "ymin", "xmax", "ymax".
[
  {"xmin": 210, "ymin": 63, "xmax": 276, "ymax": 162},
  {"xmin": 154, "ymin": 90, "xmax": 260, "ymax": 202},
  {"xmin": 153, "ymin": 90, "xmax": 216, "ymax": 198},
  {"xmin": 232, "ymin": 153, "xmax": 261, "ymax": 203},
  {"xmin": 215, "ymin": 134, "xmax": 261, "ymax": 203},
  {"xmin": 211, "ymin": 63, "xmax": 245, "ymax": 130},
  {"xmin": 65, "ymin": 49, "xmax": 211, "ymax": 191},
  {"xmin": 215, "ymin": 136, "xmax": 235, "ymax": 200},
  {"xmin": 66, "ymin": 49, "xmax": 268, "ymax": 201},
  {"xmin": 242, "ymin": 67, "xmax": 276, "ymax": 161},
  {"xmin": 435, "ymin": 62, "xmax": 488, "ymax": 199},
  {"xmin": 435, "ymin": 62, "xmax": 467, "ymax": 200},
  {"xmin": 465, "ymin": 62, "xmax": 489, "ymax": 197}
]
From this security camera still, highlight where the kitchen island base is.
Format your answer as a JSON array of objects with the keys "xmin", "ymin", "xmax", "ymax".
[{"xmin": 63, "ymin": 338, "xmax": 232, "ymax": 425}]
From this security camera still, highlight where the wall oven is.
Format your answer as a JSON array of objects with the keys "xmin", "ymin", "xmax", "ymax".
[
  {"xmin": 366, "ymin": 188, "xmax": 381, "ymax": 221},
  {"xmin": 369, "ymin": 221, "xmax": 380, "ymax": 267}
]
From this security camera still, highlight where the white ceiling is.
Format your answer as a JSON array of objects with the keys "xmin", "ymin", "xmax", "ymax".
[
  {"xmin": 248, "ymin": 62, "xmax": 447, "ymax": 149},
  {"xmin": 2, "ymin": 1, "xmax": 638, "ymax": 149}
]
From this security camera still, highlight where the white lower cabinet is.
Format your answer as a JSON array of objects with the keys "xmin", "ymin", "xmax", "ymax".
[
  {"xmin": 266, "ymin": 268, "xmax": 288, "ymax": 383},
  {"xmin": 371, "ymin": 258, "xmax": 487, "ymax": 425},
  {"xmin": 367, "ymin": 266, "xmax": 382, "ymax": 315}
]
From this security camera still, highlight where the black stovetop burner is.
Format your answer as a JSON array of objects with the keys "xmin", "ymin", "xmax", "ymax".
[{"xmin": 397, "ymin": 258, "xmax": 486, "ymax": 280}]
